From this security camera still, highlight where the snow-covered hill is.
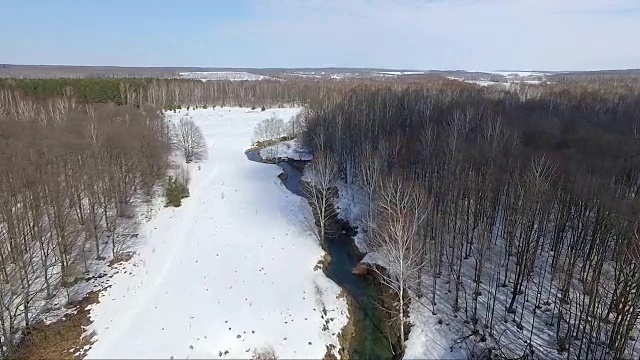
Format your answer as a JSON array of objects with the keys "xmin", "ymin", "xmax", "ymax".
[{"xmin": 84, "ymin": 107, "xmax": 346, "ymax": 359}]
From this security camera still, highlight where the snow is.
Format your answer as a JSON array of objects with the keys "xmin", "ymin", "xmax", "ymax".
[
  {"xmin": 377, "ymin": 71, "xmax": 425, "ymax": 76},
  {"xmin": 84, "ymin": 107, "xmax": 347, "ymax": 359},
  {"xmin": 288, "ymin": 71, "xmax": 425, "ymax": 79},
  {"xmin": 404, "ymin": 302, "xmax": 467, "ymax": 360},
  {"xmin": 331, "ymin": 182, "xmax": 551, "ymax": 359},
  {"xmin": 485, "ymin": 71, "xmax": 548, "ymax": 78},
  {"xmin": 178, "ymin": 72, "xmax": 272, "ymax": 81},
  {"xmin": 290, "ymin": 72, "xmax": 323, "ymax": 79},
  {"xmin": 447, "ymin": 76, "xmax": 546, "ymax": 88},
  {"xmin": 446, "ymin": 77, "xmax": 506, "ymax": 87},
  {"xmin": 334, "ymin": 181, "xmax": 369, "ymax": 253},
  {"xmin": 260, "ymin": 139, "xmax": 313, "ymax": 162}
]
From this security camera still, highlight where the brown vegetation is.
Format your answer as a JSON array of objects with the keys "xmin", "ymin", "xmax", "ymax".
[
  {"xmin": 14, "ymin": 291, "xmax": 100, "ymax": 360},
  {"xmin": 0, "ymin": 90, "xmax": 170, "ymax": 356}
]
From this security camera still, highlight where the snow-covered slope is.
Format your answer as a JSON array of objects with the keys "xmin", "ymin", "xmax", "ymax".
[{"xmin": 84, "ymin": 107, "xmax": 346, "ymax": 359}]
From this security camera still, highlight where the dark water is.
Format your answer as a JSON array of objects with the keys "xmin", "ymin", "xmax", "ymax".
[{"xmin": 246, "ymin": 149, "xmax": 395, "ymax": 359}]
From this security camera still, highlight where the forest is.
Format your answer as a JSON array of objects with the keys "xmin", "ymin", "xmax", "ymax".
[
  {"xmin": 0, "ymin": 78, "xmax": 347, "ymax": 109},
  {"xmin": 0, "ymin": 77, "xmax": 340, "ymax": 356},
  {"xmin": 0, "ymin": 89, "xmax": 172, "ymax": 356},
  {"xmin": 1, "ymin": 76, "xmax": 639, "ymax": 359},
  {"xmin": 302, "ymin": 80, "xmax": 640, "ymax": 358}
]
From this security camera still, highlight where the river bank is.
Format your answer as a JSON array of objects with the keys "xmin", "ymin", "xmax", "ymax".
[
  {"xmin": 84, "ymin": 107, "xmax": 346, "ymax": 359},
  {"xmin": 248, "ymin": 149, "xmax": 403, "ymax": 359}
]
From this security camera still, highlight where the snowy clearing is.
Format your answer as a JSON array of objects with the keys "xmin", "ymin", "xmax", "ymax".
[
  {"xmin": 447, "ymin": 77, "xmax": 507, "ymax": 87},
  {"xmin": 447, "ymin": 76, "xmax": 546, "ymax": 88},
  {"xmin": 178, "ymin": 72, "xmax": 272, "ymax": 81},
  {"xmin": 484, "ymin": 70, "xmax": 548, "ymax": 78},
  {"xmin": 377, "ymin": 71, "xmax": 426, "ymax": 76},
  {"xmin": 84, "ymin": 107, "xmax": 347, "ymax": 359}
]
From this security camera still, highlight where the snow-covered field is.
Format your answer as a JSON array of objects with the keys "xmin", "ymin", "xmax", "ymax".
[
  {"xmin": 377, "ymin": 71, "xmax": 426, "ymax": 76},
  {"xmin": 484, "ymin": 70, "xmax": 548, "ymax": 78},
  {"xmin": 288, "ymin": 70, "xmax": 426, "ymax": 79},
  {"xmin": 447, "ymin": 76, "xmax": 545, "ymax": 88},
  {"xmin": 179, "ymin": 71, "xmax": 272, "ymax": 81},
  {"xmin": 84, "ymin": 107, "xmax": 347, "ymax": 359}
]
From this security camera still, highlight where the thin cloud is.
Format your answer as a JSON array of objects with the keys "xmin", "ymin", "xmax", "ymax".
[
  {"xmin": 222, "ymin": 0, "xmax": 640, "ymax": 70},
  {"xmin": 1, "ymin": 0, "xmax": 637, "ymax": 69}
]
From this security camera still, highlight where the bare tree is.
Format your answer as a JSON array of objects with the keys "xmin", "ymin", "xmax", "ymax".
[
  {"xmin": 0, "ymin": 97, "xmax": 171, "ymax": 354},
  {"xmin": 253, "ymin": 114, "xmax": 285, "ymax": 145},
  {"xmin": 288, "ymin": 112, "xmax": 305, "ymax": 139},
  {"xmin": 303, "ymin": 152, "xmax": 338, "ymax": 243},
  {"xmin": 173, "ymin": 116, "xmax": 207, "ymax": 163},
  {"xmin": 357, "ymin": 145, "xmax": 382, "ymax": 228},
  {"xmin": 254, "ymin": 115, "xmax": 286, "ymax": 159},
  {"xmin": 368, "ymin": 174, "xmax": 428, "ymax": 349}
]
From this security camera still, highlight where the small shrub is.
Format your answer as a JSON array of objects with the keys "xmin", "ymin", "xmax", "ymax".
[
  {"xmin": 165, "ymin": 169, "xmax": 190, "ymax": 207},
  {"xmin": 261, "ymin": 106, "xmax": 266, "ymax": 111}
]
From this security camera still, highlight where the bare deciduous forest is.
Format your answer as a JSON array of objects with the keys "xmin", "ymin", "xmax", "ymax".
[
  {"xmin": 302, "ymin": 80, "xmax": 640, "ymax": 358},
  {"xmin": 1, "ymin": 76, "xmax": 639, "ymax": 359},
  {"xmin": 0, "ymin": 88, "xmax": 172, "ymax": 356}
]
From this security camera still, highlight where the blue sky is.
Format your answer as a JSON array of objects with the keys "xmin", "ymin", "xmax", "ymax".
[{"xmin": 1, "ymin": 0, "xmax": 639, "ymax": 71}]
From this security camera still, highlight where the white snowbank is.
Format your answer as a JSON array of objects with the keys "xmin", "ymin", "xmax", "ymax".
[
  {"xmin": 334, "ymin": 181, "xmax": 369, "ymax": 253},
  {"xmin": 260, "ymin": 139, "xmax": 313, "ymax": 162},
  {"xmin": 84, "ymin": 107, "xmax": 346, "ymax": 359}
]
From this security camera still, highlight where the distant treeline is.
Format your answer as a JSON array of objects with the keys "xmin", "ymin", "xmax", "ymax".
[
  {"xmin": 0, "ymin": 77, "xmax": 471, "ymax": 110},
  {"xmin": 0, "ymin": 78, "xmax": 148, "ymax": 104}
]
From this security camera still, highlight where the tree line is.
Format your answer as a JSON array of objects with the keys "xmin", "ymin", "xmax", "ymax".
[
  {"xmin": 0, "ymin": 77, "xmax": 471, "ymax": 111},
  {"xmin": 0, "ymin": 93, "xmax": 171, "ymax": 356},
  {"xmin": 302, "ymin": 81, "xmax": 640, "ymax": 359},
  {"xmin": 0, "ymin": 78, "xmax": 370, "ymax": 109}
]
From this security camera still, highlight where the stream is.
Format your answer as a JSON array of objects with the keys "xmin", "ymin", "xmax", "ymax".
[{"xmin": 246, "ymin": 149, "xmax": 397, "ymax": 359}]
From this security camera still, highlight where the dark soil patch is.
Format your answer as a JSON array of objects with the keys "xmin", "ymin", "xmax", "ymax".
[
  {"xmin": 15, "ymin": 291, "xmax": 100, "ymax": 360},
  {"xmin": 109, "ymin": 251, "xmax": 134, "ymax": 267}
]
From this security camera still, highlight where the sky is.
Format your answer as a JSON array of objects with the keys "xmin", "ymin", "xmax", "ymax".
[{"xmin": 1, "ymin": 0, "xmax": 639, "ymax": 71}]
